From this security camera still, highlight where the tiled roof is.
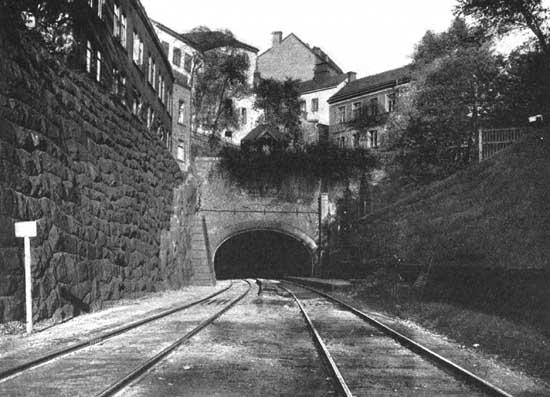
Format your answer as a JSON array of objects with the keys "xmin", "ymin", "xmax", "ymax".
[
  {"xmin": 297, "ymin": 74, "xmax": 348, "ymax": 94},
  {"xmin": 151, "ymin": 20, "xmax": 198, "ymax": 49},
  {"xmin": 241, "ymin": 124, "xmax": 288, "ymax": 142},
  {"xmin": 328, "ymin": 65, "xmax": 412, "ymax": 104},
  {"xmin": 181, "ymin": 31, "xmax": 259, "ymax": 53}
]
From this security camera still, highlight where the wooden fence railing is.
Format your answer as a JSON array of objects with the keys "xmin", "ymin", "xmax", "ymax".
[{"xmin": 478, "ymin": 127, "xmax": 529, "ymax": 161}]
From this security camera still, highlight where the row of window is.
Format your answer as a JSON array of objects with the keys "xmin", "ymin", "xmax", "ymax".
[
  {"xmin": 87, "ymin": 1, "xmax": 172, "ymax": 112},
  {"xmin": 336, "ymin": 93, "xmax": 396, "ymax": 124},
  {"xmin": 160, "ymin": 41, "xmax": 193, "ymax": 73},
  {"xmin": 338, "ymin": 130, "xmax": 378, "ymax": 149}
]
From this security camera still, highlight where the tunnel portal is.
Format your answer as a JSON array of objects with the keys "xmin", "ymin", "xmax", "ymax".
[{"xmin": 214, "ymin": 230, "xmax": 313, "ymax": 280}]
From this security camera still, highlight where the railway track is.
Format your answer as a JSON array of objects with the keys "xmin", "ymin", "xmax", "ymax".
[
  {"xmin": 0, "ymin": 280, "xmax": 251, "ymax": 396},
  {"xmin": 281, "ymin": 280, "xmax": 514, "ymax": 397}
]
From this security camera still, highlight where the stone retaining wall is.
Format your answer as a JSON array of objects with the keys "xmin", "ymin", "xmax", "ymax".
[{"xmin": 0, "ymin": 30, "xmax": 195, "ymax": 322}]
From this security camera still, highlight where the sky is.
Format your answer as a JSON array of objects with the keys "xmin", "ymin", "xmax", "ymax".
[{"xmin": 140, "ymin": 0, "xmax": 515, "ymax": 77}]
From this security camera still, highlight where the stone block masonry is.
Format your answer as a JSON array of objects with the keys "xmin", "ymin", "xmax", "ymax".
[{"xmin": 0, "ymin": 30, "xmax": 197, "ymax": 323}]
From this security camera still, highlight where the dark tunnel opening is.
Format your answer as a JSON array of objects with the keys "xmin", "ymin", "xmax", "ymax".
[{"xmin": 214, "ymin": 230, "xmax": 313, "ymax": 280}]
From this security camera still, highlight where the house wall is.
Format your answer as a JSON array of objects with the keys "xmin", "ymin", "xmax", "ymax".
[
  {"xmin": 301, "ymin": 82, "xmax": 347, "ymax": 125},
  {"xmin": 258, "ymin": 34, "xmax": 318, "ymax": 81},
  {"xmin": 329, "ymin": 85, "xmax": 408, "ymax": 149},
  {"xmin": 172, "ymin": 82, "xmax": 192, "ymax": 170},
  {"xmin": 153, "ymin": 25, "xmax": 199, "ymax": 86},
  {"xmin": 229, "ymin": 96, "xmax": 263, "ymax": 145}
]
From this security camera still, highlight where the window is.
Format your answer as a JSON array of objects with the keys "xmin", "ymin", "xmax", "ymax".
[
  {"xmin": 88, "ymin": 0, "xmax": 94, "ymax": 7},
  {"xmin": 112, "ymin": 67, "xmax": 119, "ymax": 94},
  {"xmin": 369, "ymin": 98, "xmax": 378, "ymax": 116},
  {"xmin": 311, "ymin": 98, "xmax": 319, "ymax": 112},
  {"xmin": 387, "ymin": 93, "xmax": 396, "ymax": 112},
  {"xmin": 120, "ymin": 13, "xmax": 127, "ymax": 48},
  {"xmin": 98, "ymin": 0, "xmax": 104, "ymax": 19},
  {"xmin": 352, "ymin": 102, "xmax": 362, "ymax": 120},
  {"xmin": 152, "ymin": 61, "xmax": 156, "ymax": 89},
  {"xmin": 146, "ymin": 106, "xmax": 152, "ymax": 129},
  {"xmin": 120, "ymin": 76, "xmax": 126, "ymax": 105},
  {"xmin": 133, "ymin": 32, "xmax": 143, "ymax": 66},
  {"xmin": 148, "ymin": 55, "xmax": 153, "ymax": 83},
  {"xmin": 224, "ymin": 98, "xmax": 233, "ymax": 117},
  {"xmin": 225, "ymin": 130, "xmax": 233, "ymax": 138},
  {"xmin": 300, "ymin": 100, "xmax": 306, "ymax": 115},
  {"xmin": 172, "ymin": 48, "xmax": 181, "ymax": 67},
  {"xmin": 353, "ymin": 133, "xmax": 360, "ymax": 148},
  {"xmin": 184, "ymin": 53, "xmax": 192, "ymax": 72},
  {"xmin": 113, "ymin": 3, "xmax": 120, "ymax": 38},
  {"xmin": 337, "ymin": 106, "xmax": 346, "ymax": 123},
  {"xmin": 177, "ymin": 145, "xmax": 185, "ymax": 162},
  {"xmin": 161, "ymin": 41, "xmax": 169, "ymax": 56},
  {"xmin": 159, "ymin": 76, "xmax": 164, "ymax": 101},
  {"xmin": 86, "ymin": 41, "xmax": 92, "ymax": 73},
  {"xmin": 240, "ymin": 107, "xmax": 247, "ymax": 125},
  {"xmin": 369, "ymin": 130, "xmax": 378, "ymax": 148},
  {"xmin": 178, "ymin": 101, "xmax": 185, "ymax": 124},
  {"xmin": 96, "ymin": 50, "xmax": 102, "ymax": 82}
]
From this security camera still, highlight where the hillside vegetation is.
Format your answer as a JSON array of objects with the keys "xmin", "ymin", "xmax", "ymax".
[{"xmin": 357, "ymin": 130, "xmax": 550, "ymax": 270}]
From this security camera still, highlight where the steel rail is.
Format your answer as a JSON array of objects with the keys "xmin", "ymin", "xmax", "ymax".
[
  {"xmin": 0, "ymin": 282, "xmax": 234, "ymax": 383},
  {"xmin": 199, "ymin": 208, "xmax": 318, "ymax": 215},
  {"xmin": 96, "ymin": 279, "xmax": 252, "ymax": 397},
  {"xmin": 283, "ymin": 280, "xmax": 514, "ymax": 397},
  {"xmin": 279, "ymin": 284, "xmax": 353, "ymax": 397}
]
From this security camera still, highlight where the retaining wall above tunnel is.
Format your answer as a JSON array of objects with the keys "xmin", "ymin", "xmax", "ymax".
[{"xmin": 190, "ymin": 157, "xmax": 323, "ymax": 281}]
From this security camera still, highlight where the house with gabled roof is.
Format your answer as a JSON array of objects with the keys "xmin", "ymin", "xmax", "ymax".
[
  {"xmin": 257, "ymin": 31, "xmax": 356, "ymax": 144},
  {"xmin": 241, "ymin": 124, "xmax": 289, "ymax": 153},
  {"xmin": 328, "ymin": 65, "xmax": 412, "ymax": 150},
  {"xmin": 257, "ymin": 31, "xmax": 343, "ymax": 82}
]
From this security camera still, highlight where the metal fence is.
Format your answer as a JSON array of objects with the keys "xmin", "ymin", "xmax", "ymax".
[{"xmin": 478, "ymin": 127, "xmax": 529, "ymax": 161}]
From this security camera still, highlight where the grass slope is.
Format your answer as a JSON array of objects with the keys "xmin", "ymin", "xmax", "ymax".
[{"xmin": 359, "ymin": 130, "xmax": 550, "ymax": 269}]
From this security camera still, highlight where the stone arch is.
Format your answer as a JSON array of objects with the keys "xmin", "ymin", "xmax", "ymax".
[{"xmin": 211, "ymin": 220, "xmax": 317, "ymax": 264}]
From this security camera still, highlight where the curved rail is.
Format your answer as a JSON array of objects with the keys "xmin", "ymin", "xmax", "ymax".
[
  {"xmin": 279, "ymin": 284, "xmax": 353, "ymax": 397},
  {"xmin": 96, "ymin": 279, "xmax": 252, "ymax": 397},
  {"xmin": 283, "ymin": 280, "xmax": 514, "ymax": 397},
  {"xmin": 0, "ymin": 282, "xmax": 234, "ymax": 383}
]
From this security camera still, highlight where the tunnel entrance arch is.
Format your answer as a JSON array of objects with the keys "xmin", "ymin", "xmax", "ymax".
[{"xmin": 212, "ymin": 221, "xmax": 317, "ymax": 280}]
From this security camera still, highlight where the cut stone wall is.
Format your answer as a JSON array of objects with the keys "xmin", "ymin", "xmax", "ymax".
[{"xmin": 0, "ymin": 31, "xmax": 196, "ymax": 323}]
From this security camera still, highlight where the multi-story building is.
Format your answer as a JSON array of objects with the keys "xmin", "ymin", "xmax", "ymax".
[
  {"xmin": 181, "ymin": 30, "xmax": 260, "ymax": 145},
  {"xmin": 257, "ymin": 31, "xmax": 355, "ymax": 144},
  {"xmin": 328, "ymin": 65, "xmax": 412, "ymax": 150},
  {"xmin": 152, "ymin": 20, "xmax": 200, "ymax": 170},
  {"xmin": 73, "ymin": 0, "xmax": 174, "ymax": 147},
  {"xmin": 152, "ymin": 23, "xmax": 260, "ymax": 148}
]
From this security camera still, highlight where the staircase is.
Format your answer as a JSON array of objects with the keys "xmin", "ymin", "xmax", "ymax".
[{"xmin": 189, "ymin": 215, "xmax": 216, "ymax": 286}]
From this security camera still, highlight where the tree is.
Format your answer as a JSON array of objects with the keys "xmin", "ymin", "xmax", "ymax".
[
  {"xmin": 395, "ymin": 18, "xmax": 505, "ymax": 180},
  {"xmin": 455, "ymin": 0, "xmax": 550, "ymax": 54},
  {"xmin": 0, "ymin": 0, "xmax": 85, "ymax": 52},
  {"xmin": 253, "ymin": 78, "xmax": 302, "ymax": 144},
  {"xmin": 498, "ymin": 47, "xmax": 550, "ymax": 124},
  {"xmin": 192, "ymin": 28, "xmax": 250, "ymax": 138}
]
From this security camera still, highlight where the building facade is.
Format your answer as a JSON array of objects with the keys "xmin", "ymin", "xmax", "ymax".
[
  {"xmin": 152, "ymin": 21, "xmax": 200, "ymax": 170},
  {"xmin": 180, "ymin": 30, "xmax": 260, "ymax": 146},
  {"xmin": 74, "ymin": 0, "xmax": 174, "ymax": 146},
  {"xmin": 328, "ymin": 65, "xmax": 411, "ymax": 150}
]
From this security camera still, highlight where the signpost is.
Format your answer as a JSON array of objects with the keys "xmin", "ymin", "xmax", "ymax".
[{"xmin": 14, "ymin": 221, "xmax": 37, "ymax": 334}]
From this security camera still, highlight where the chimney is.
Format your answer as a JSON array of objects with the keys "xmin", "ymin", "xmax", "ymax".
[
  {"xmin": 346, "ymin": 71, "xmax": 357, "ymax": 82},
  {"xmin": 272, "ymin": 31, "xmax": 282, "ymax": 47}
]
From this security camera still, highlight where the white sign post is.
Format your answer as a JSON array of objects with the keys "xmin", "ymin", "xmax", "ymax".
[{"xmin": 15, "ymin": 221, "xmax": 37, "ymax": 334}]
